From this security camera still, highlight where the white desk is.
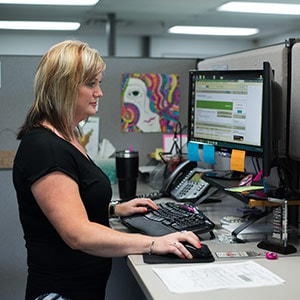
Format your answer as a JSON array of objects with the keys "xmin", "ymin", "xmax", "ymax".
[
  {"xmin": 111, "ymin": 182, "xmax": 300, "ymax": 300},
  {"xmin": 127, "ymin": 251, "xmax": 300, "ymax": 300}
]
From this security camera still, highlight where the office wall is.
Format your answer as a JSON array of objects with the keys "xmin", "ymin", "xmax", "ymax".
[
  {"xmin": 0, "ymin": 31, "xmax": 257, "ymax": 58},
  {"xmin": 0, "ymin": 55, "xmax": 196, "ymax": 300},
  {"xmin": 2, "ymin": 29, "xmax": 300, "ymax": 58}
]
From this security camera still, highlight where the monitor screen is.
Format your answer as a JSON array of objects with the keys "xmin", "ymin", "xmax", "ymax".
[
  {"xmin": 188, "ymin": 62, "xmax": 273, "ymax": 176},
  {"xmin": 188, "ymin": 69, "xmax": 265, "ymax": 156}
]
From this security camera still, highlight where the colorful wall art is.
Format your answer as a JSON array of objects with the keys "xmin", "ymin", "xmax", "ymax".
[{"xmin": 121, "ymin": 73, "xmax": 180, "ymax": 132}]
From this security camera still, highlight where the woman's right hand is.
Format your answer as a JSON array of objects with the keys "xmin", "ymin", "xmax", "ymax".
[{"xmin": 150, "ymin": 231, "xmax": 201, "ymax": 259}]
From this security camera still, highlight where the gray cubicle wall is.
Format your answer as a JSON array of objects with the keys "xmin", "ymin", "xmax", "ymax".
[
  {"xmin": 197, "ymin": 42, "xmax": 289, "ymax": 158},
  {"xmin": 0, "ymin": 56, "xmax": 197, "ymax": 163},
  {"xmin": 99, "ymin": 57, "xmax": 197, "ymax": 164},
  {"xmin": 0, "ymin": 55, "xmax": 196, "ymax": 300},
  {"xmin": 289, "ymin": 39, "xmax": 300, "ymax": 162},
  {"xmin": 197, "ymin": 42, "xmax": 300, "ymax": 226}
]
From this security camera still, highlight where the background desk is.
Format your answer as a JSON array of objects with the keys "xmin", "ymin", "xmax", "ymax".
[{"xmin": 111, "ymin": 181, "xmax": 300, "ymax": 300}]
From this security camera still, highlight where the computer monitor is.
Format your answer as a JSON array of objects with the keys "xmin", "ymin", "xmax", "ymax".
[{"xmin": 187, "ymin": 62, "xmax": 277, "ymax": 178}]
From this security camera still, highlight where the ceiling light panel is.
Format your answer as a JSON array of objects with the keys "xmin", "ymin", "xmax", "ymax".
[
  {"xmin": 0, "ymin": 0, "xmax": 99, "ymax": 5},
  {"xmin": 218, "ymin": 2, "xmax": 300, "ymax": 15},
  {"xmin": 0, "ymin": 21, "xmax": 80, "ymax": 30},
  {"xmin": 168, "ymin": 26, "xmax": 259, "ymax": 36}
]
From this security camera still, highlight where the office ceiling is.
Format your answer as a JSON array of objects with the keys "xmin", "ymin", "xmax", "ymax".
[{"xmin": 1, "ymin": 0, "xmax": 300, "ymax": 41}]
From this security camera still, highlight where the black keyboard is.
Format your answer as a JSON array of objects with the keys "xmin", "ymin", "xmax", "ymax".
[
  {"xmin": 121, "ymin": 201, "xmax": 215, "ymax": 236},
  {"xmin": 136, "ymin": 191, "xmax": 163, "ymax": 200}
]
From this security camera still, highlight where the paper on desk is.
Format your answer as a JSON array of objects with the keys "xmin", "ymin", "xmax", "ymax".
[{"xmin": 152, "ymin": 260, "xmax": 285, "ymax": 294}]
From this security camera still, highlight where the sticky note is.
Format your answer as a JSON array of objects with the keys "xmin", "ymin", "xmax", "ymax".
[
  {"xmin": 230, "ymin": 149, "xmax": 245, "ymax": 172},
  {"xmin": 187, "ymin": 142, "xmax": 200, "ymax": 161},
  {"xmin": 203, "ymin": 144, "xmax": 216, "ymax": 165}
]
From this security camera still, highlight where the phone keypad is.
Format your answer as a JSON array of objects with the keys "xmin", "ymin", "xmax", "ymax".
[{"xmin": 171, "ymin": 170, "xmax": 210, "ymax": 201}]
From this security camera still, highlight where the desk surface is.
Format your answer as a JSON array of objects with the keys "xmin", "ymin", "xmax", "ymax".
[
  {"xmin": 127, "ymin": 248, "xmax": 300, "ymax": 300},
  {"xmin": 111, "ymin": 182, "xmax": 300, "ymax": 300}
]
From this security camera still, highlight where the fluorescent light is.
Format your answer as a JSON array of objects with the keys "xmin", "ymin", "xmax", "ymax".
[
  {"xmin": 168, "ymin": 26, "xmax": 259, "ymax": 36},
  {"xmin": 218, "ymin": 2, "xmax": 300, "ymax": 15},
  {"xmin": 0, "ymin": 0, "xmax": 99, "ymax": 5},
  {"xmin": 0, "ymin": 21, "xmax": 80, "ymax": 30}
]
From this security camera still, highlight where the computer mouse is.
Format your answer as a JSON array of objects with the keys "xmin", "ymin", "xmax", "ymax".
[
  {"xmin": 183, "ymin": 243, "xmax": 212, "ymax": 259},
  {"xmin": 143, "ymin": 242, "xmax": 215, "ymax": 263}
]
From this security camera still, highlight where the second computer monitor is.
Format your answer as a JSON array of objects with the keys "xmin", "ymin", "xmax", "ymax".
[{"xmin": 187, "ymin": 62, "xmax": 277, "ymax": 177}]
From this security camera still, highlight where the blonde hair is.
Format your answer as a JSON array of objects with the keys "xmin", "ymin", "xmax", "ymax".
[{"xmin": 17, "ymin": 40, "xmax": 106, "ymax": 141}]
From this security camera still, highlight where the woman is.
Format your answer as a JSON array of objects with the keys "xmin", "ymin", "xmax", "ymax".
[{"xmin": 13, "ymin": 40, "xmax": 201, "ymax": 300}]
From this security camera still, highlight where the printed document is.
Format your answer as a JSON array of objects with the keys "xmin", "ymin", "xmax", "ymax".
[{"xmin": 153, "ymin": 260, "xmax": 285, "ymax": 293}]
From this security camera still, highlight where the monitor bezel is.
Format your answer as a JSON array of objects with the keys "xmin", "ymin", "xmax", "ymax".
[{"xmin": 187, "ymin": 68, "xmax": 267, "ymax": 158}]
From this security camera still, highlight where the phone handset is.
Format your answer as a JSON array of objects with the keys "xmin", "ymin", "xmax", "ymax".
[
  {"xmin": 160, "ymin": 160, "xmax": 198, "ymax": 196},
  {"xmin": 160, "ymin": 160, "xmax": 210, "ymax": 201}
]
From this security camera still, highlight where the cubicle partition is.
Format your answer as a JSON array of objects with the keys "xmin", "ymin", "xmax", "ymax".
[
  {"xmin": 0, "ymin": 56, "xmax": 197, "ymax": 164},
  {"xmin": 289, "ymin": 39, "xmax": 300, "ymax": 162},
  {"xmin": 197, "ymin": 41, "xmax": 289, "ymax": 158},
  {"xmin": 197, "ymin": 40, "xmax": 300, "ymax": 226}
]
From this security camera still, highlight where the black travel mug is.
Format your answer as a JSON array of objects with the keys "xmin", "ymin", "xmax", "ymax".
[{"xmin": 115, "ymin": 150, "xmax": 139, "ymax": 200}]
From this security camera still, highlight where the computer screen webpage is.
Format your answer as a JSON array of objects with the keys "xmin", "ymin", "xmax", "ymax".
[{"xmin": 189, "ymin": 71, "xmax": 264, "ymax": 154}]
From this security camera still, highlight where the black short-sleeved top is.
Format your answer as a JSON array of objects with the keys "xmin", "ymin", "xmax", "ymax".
[{"xmin": 13, "ymin": 127, "xmax": 113, "ymax": 300}]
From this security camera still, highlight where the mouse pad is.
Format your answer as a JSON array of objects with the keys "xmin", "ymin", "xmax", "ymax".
[{"xmin": 143, "ymin": 246, "xmax": 215, "ymax": 264}]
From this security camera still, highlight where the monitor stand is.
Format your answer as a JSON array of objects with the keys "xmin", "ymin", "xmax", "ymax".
[{"xmin": 204, "ymin": 170, "xmax": 245, "ymax": 181}]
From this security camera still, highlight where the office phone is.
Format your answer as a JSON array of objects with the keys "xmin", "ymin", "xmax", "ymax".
[{"xmin": 161, "ymin": 160, "xmax": 210, "ymax": 201}]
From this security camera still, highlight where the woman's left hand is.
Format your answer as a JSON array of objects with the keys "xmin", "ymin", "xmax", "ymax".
[{"xmin": 114, "ymin": 198, "xmax": 159, "ymax": 217}]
